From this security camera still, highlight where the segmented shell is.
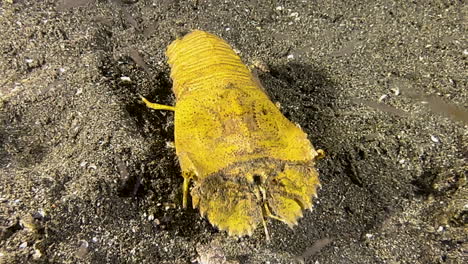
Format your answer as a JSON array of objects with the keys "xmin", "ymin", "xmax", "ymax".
[{"xmin": 160, "ymin": 30, "xmax": 322, "ymax": 237}]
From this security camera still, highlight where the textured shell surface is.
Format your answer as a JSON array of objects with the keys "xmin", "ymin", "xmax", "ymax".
[{"xmin": 153, "ymin": 30, "xmax": 321, "ymax": 237}]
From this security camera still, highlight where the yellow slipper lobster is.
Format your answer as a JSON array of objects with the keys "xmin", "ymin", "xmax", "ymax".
[{"xmin": 142, "ymin": 30, "xmax": 323, "ymax": 239}]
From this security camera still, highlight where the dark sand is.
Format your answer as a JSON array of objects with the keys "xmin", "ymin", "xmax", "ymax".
[{"xmin": 0, "ymin": 0, "xmax": 466, "ymax": 263}]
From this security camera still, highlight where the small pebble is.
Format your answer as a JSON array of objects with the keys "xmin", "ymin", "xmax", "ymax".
[
  {"xmin": 391, "ymin": 87, "xmax": 400, "ymax": 96},
  {"xmin": 378, "ymin": 94, "xmax": 387, "ymax": 102},
  {"xmin": 33, "ymin": 249, "xmax": 42, "ymax": 260},
  {"xmin": 76, "ymin": 240, "xmax": 89, "ymax": 259},
  {"xmin": 120, "ymin": 76, "xmax": 132, "ymax": 82}
]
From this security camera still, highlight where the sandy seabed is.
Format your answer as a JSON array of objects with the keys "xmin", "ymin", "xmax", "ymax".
[{"xmin": 0, "ymin": 1, "xmax": 466, "ymax": 263}]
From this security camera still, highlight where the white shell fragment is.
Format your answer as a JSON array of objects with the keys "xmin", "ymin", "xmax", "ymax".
[{"xmin": 430, "ymin": 135, "xmax": 440, "ymax": 143}]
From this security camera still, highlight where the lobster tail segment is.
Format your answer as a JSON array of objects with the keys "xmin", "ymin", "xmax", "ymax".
[{"xmin": 166, "ymin": 30, "xmax": 254, "ymax": 99}]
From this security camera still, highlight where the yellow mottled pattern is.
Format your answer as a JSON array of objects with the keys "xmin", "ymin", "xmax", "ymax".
[{"xmin": 145, "ymin": 30, "xmax": 322, "ymax": 238}]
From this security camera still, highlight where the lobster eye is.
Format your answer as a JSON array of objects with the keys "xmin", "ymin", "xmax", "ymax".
[{"xmin": 253, "ymin": 174, "xmax": 262, "ymax": 185}]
